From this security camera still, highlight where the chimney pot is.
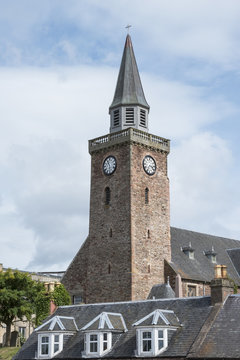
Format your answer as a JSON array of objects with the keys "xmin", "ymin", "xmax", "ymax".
[{"xmin": 211, "ymin": 265, "xmax": 234, "ymax": 305}]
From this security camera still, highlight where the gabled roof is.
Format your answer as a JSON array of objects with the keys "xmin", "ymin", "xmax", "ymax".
[
  {"xmin": 81, "ymin": 312, "xmax": 127, "ymax": 332},
  {"xmin": 132, "ymin": 309, "xmax": 180, "ymax": 327},
  {"xmin": 170, "ymin": 227, "xmax": 240, "ymax": 284},
  {"xmin": 35, "ymin": 315, "xmax": 78, "ymax": 332},
  {"xmin": 109, "ymin": 35, "xmax": 149, "ymax": 110}
]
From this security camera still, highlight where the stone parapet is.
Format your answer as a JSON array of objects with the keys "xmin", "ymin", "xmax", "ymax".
[{"xmin": 89, "ymin": 127, "xmax": 170, "ymax": 154}]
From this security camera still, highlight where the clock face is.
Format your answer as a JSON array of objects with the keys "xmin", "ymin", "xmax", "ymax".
[
  {"xmin": 143, "ymin": 155, "xmax": 156, "ymax": 175},
  {"xmin": 103, "ymin": 156, "xmax": 117, "ymax": 175}
]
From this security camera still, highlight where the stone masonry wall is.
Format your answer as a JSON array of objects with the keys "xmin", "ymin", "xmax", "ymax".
[
  {"xmin": 130, "ymin": 144, "xmax": 171, "ymax": 300},
  {"xmin": 63, "ymin": 138, "xmax": 171, "ymax": 304},
  {"xmin": 86, "ymin": 143, "xmax": 132, "ymax": 303}
]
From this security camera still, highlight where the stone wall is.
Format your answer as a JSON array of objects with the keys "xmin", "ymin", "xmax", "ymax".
[{"xmin": 63, "ymin": 133, "xmax": 171, "ymax": 303}]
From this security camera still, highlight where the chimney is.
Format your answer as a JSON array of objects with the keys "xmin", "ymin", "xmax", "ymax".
[{"xmin": 210, "ymin": 265, "xmax": 234, "ymax": 305}]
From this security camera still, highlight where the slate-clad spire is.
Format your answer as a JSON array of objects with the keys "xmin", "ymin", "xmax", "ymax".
[{"xmin": 109, "ymin": 35, "xmax": 150, "ymax": 133}]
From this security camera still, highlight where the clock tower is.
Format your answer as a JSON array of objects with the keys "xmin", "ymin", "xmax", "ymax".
[{"xmin": 62, "ymin": 35, "xmax": 171, "ymax": 303}]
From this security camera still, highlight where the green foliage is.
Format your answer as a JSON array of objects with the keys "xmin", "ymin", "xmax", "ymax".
[
  {"xmin": 0, "ymin": 269, "xmax": 49, "ymax": 345},
  {"xmin": 51, "ymin": 284, "xmax": 71, "ymax": 306}
]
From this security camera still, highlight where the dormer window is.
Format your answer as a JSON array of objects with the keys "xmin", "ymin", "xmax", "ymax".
[
  {"xmin": 204, "ymin": 247, "xmax": 217, "ymax": 263},
  {"xmin": 133, "ymin": 309, "xmax": 180, "ymax": 357},
  {"xmin": 137, "ymin": 328, "xmax": 168, "ymax": 356},
  {"xmin": 182, "ymin": 242, "xmax": 195, "ymax": 259},
  {"xmin": 81, "ymin": 312, "xmax": 127, "ymax": 358},
  {"xmin": 38, "ymin": 333, "xmax": 63, "ymax": 358},
  {"xmin": 84, "ymin": 332, "xmax": 112, "ymax": 356},
  {"xmin": 36, "ymin": 315, "xmax": 78, "ymax": 359}
]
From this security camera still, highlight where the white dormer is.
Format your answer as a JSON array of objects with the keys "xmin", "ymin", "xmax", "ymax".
[
  {"xmin": 133, "ymin": 309, "xmax": 180, "ymax": 357},
  {"xmin": 81, "ymin": 312, "xmax": 127, "ymax": 358},
  {"xmin": 35, "ymin": 316, "xmax": 78, "ymax": 359}
]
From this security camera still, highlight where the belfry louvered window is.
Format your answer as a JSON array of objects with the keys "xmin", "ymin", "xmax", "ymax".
[
  {"xmin": 113, "ymin": 109, "xmax": 120, "ymax": 127},
  {"xmin": 140, "ymin": 109, "xmax": 146, "ymax": 127},
  {"xmin": 125, "ymin": 108, "xmax": 134, "ymax": 124}
]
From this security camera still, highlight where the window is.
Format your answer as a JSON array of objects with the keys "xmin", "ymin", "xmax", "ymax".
[
  {"xmin": 113, "ymin": 109, "xmax": 120, "ymax": 127},
  {"xmin": 125, "ymin": 108, "xmax": 134, "ymax": 124},
  {"xmin": 108, "ymin": 264, "xmax": 111, "ymax": 274},
  {"xmin": 103, "ymin": 333, "xmax": 108, "ymax": 351},
  {"xmin": 157, "ymin": 330, "xmax": 164, "ymax": 350},
  {"xmin": 145, "ymin": 188, "xmax": 149, "ymax": 204},
  {"xmin": 142, "ymin": 331, "xmax": 152, "ymax": 352},
  {"xmin": 84, "ymin": 332, "xmax": 112, "ymax": 357},
  {"xmin": 187, "ymin": 285, "xmax": 197, "ymax": 297},
  {"xmin": 53, "ymin": 335, "xmax": 60, "ymax": 353},
  {"xmin": 19, "ymin": 327, "xmax": 26, "ymax": 338},
  {"xmin": 105, "ymin": 187, "xmax": 111, "ymax": 205},
  {"xmin": 41, "ymin": 336, "xmax": 49, "ymax": 356},
  {"xmin": 147, "ymin": 264, "xmax": 151, "ymax": 273},
  {"xmin": 90, "ymin": 334, "xmax": 98, "ymax": 353},
  {"xmin": 137, "ymin": 328, "xmax": 168, "ymax": 356},
  {"xmin": 73, "ymin": 295, "xmax": 83, "ymax": 304},
  {"xmin": 147, "ymin": 230, "xmax": 150, "ymax": 239},
  {"xmin": 109, "ymin": 228, "xmax": 113, "ymax": 237},
  {"xmin": 38, "ymin": 333, "xmax": 63, "ymax": 358},
  {"xmin": 140, "ymin": 109, "xmax": 146, "ymax": 127}
]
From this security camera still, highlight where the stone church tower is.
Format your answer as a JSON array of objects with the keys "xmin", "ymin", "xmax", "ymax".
[{"xmin": 62, "ymin": 35, "xmax": 171, "ymax": 304}]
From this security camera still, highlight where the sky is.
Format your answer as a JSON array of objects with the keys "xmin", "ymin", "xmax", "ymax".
[{"xmin": 1, "ymin": 0, "xmax": 240, "ymax": 271}]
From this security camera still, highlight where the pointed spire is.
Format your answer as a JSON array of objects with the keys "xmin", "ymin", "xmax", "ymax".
[
  {"xmin": 109, "ymin": 35, "xmax": 150, "ymax": 133},
  {"xmin": 110, "ymin": 35, "xmax": 149, "ymax": 110}
]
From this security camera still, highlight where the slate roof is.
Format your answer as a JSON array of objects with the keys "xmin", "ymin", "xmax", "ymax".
[
  {"xmin": 14, "ymin": 296, "xmax": 212, "ymax": 359},
  {"xmin": 170, "ymin": 227, "xmax": 240, "ymax": 284},
  {"xmin": 188, "ymin": 295, "xmax": 240, "ymax": 358},
  {"xmin": 148, "ymin": 283, "xmax": 175, "ymax": 299},
  {"xmin": 109, "ymin": 34, "xmax": 149, "ymax": 110}
]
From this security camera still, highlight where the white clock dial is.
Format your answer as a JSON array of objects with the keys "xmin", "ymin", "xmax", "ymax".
[
  {"xmin": 103, "ymin": 156, "xmax": 117, "ymax": 175},
  {"xmin": 143, "ymin": 155, "xmax": 156, "ymax": 175}
]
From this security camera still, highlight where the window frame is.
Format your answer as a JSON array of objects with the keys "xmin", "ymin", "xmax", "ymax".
[
  {"xmin": 136, "ymin": 328, "xmax": 168, "ymax": 356},
  {"xmin": 84, "ymin": 331, "xmax": 112, "ymax": 357},
  {"xmin": 38, "ymin": 333, "xmax": 63, "ymax": 359}
]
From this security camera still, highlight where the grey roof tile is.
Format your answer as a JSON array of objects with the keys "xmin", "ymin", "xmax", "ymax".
[
  {"xmin": 14, "ymin": 296, "xmax": 212, "ymax": 359},
  {"xmin": 190, "ymin": 295, "xmax": 240, "ymax": 358},
  {"xmin": 170, "ymin": 227, "xmax": 240, "ymax": 283}
]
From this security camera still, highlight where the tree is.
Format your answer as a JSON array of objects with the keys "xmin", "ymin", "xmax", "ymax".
[
  {"xmin": 0, "ymin": 269, "xmax": 49, "ymax": 346},
  {"xmin": 51, "ymin": 284, "xmax": 71, "ymax": 307}
]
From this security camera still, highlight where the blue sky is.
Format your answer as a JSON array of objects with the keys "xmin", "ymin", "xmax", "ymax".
[{"xmin": 1, "ymin": 0, "xmax": 240, "ymax": 271}]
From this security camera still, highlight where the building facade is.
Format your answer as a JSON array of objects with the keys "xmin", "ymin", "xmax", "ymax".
[{"xmin": 62, "ymin": 35, "xmax": 240, "ymax": 304}]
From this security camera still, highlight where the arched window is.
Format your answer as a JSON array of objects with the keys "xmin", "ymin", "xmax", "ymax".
[
  {"xmin": 145, "ymin": 188, "xmax": 149, "ymax": 204},
  {"xmin": 108, "ymin": 264, "xmax": 111, "ymax": 274},
  {"xmin": 147, "ymin": 230, "xmax": 150, "ymax": 239},
  {"xmin": 105, "ymin": 187, "xmax": 111, "ymax": 205},
  {"xmin": 109, "ymin": 228, "xmax": 113, "ymax": 237},
  {"xmin": 148, "ymin": 264, "xmax": 151, "ymax": 273}
]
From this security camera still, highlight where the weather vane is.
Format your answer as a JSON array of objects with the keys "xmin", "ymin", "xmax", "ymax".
[{"xmin": 125, "ymin": 24, "xmax": 132, "ymax": 34}]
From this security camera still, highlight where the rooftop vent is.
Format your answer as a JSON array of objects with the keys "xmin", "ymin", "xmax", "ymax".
[
  {"xmin": 182, "ymin": 242, "xmax": 195, "ymax": 260},
  {"xmin": 204, "ymin": 246, "xmax": 217, "ymax": 263}
]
